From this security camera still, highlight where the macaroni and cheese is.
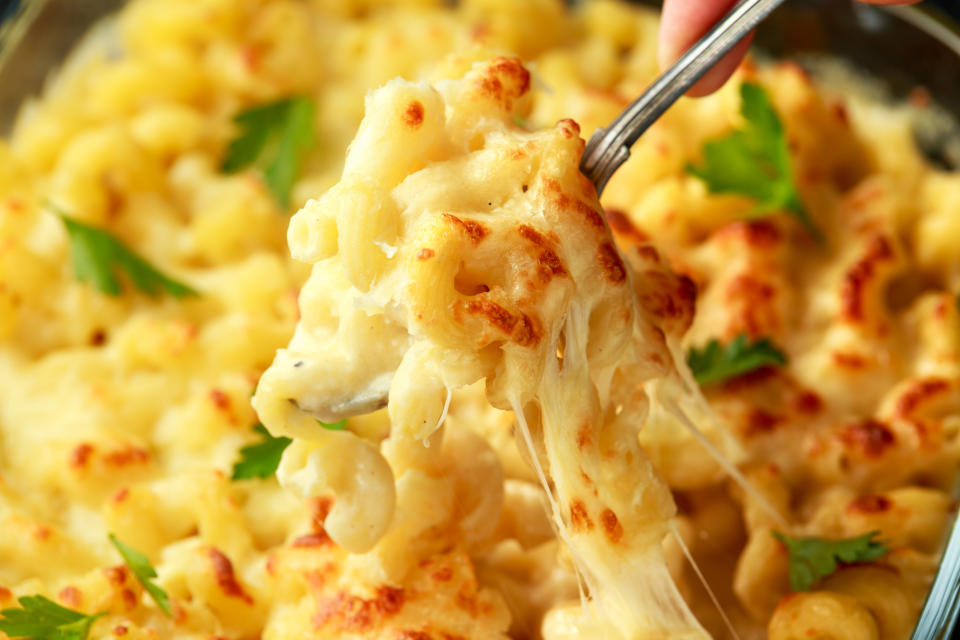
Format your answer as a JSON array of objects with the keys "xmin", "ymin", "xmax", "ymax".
[{"xmin": 0, "ymin": 1, "xmax": 957, "ymax": 639}]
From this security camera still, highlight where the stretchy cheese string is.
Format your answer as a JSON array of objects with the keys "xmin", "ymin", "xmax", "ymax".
[
  {"xmin": 662, "ymin": 397, "xmax": 789, "ymax": 529},
  {"xmin": 669, "ymin": 520, "xmax": 742, "ymax": 640}
]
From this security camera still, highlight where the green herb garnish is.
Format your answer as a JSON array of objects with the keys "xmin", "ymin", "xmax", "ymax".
[
  {"xmin": 687, "ymin": 334, "xmax": 787, "ymax": 386},
  {"xmin": 231, "ymin": 424, "xmax": 292, "ymax": 480},
  {"xmin": 772, "ymin": 530, "xmax": 889, "ymax": 592},
  {"xmin": 687, "ymin": 82, "xmax": 821, "ymax": 240},
  {"xmin": 230, "ymin": 420, "xmax": 345, "ymax": 481},
  {"xmin": 108, "ymin": 535, "xmax": 172, "ymax": 617},
  {"xmin": 56, "ymin": 211, "xmax": 196, "ymax": 298},
  {"xmin": 222, "ymin": 96, "xmax": 315, "ymax": 208},
  {"xmin": 0, "ymin": 596, "xmax": 105, "ymax": 640}
]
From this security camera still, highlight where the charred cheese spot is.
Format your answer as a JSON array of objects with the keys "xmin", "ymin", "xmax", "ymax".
[
  {"xmin": 292, "ymin": 532, "xmax": 333, "ymax": 547},
  {"xmin": 606, "ymin": 208, "xmax": 649, "ymax": 248},
  {"xmin": 841, "ymin": 235, "xmax": 895, "ymax": 323},
  {"xmin": 542, "ymin": 178, "xmax": 605, "ymax": 229},
  {"xmin": 443, "ymin": 214, "xmax": 488, "ymax": 244},
  {"xmin": 576, "ymin": 423, "xmax": 591, "ymax": 450},
  {"xmin": 310, "ymin": 495, "xmax": 334, "ymax": 528},
  {"xmin": 208, "ymin": 548, "xmax": 254, "ymax": 605},
  {"xmin": 636, "ymin": 270, "xmax": 696, "ymax": 328},
  {"xmin": 847, "ymin": 494, "xmax": 892, "ymax": 514},
  {"xmin": 463, "ymin": 299, "xmax": 517, "ymax": 335},
  {"xmin": 894, "ymin": 378, "xmax": 951, "ymax": 419},
  {"xmin": 518, "ymin": 224, "xmax": 566, "ymax": 282},
  {"xmin": 597, "ymin": 243, "xmax": 626, "ymax": 283},
  {"xmin": 403, "ymin": 101, "xmax": 425, "ymax": 128},
  {"xmin": 600, "ymin": 508, "xmax": 623, "ymax": 543},
  {"xmin": 432, "ymin": 566, "xmax": 453, "ymax": 582},
  {"xmin": 103, "ymin": 447, "xmax": 150, "ymax": 467},
  {"xmin": 556, "ymin": 118, "xmax": 580, "ymax": 139},
  {"xmin": 569, "ymin": 500, "xmax": 593, "ymax": 531},
  {"xmin": 120, "ymin": 588, "xmax": 137, "ymax": 610},
  {"xmin": 209, "ymin": 389, "xmax": 231, "ymax": 411},
  {"xmin": 795, "ymin": 390, "xmax": 824, "ymax": 414},
  {"xmin": 103, "ymin": 566, "xmax": 129, "ymax": 585},
  {"xmin": 513, "ymin": 313, "xmax": 542, "ymax": 347},
  {"xmin": 833, "ymin": 352, "xmax": 868, "ymax": 370},
  {"xmin": 58, "ymin": 586, "xmax": 82, "ymax": 608},
  {"xmin": 636, "ymin": 245, "xmax": 660, "ymax": 263},
  {"xmin": 579, "ymin": 467, "xmax": 593, "ymax": 487},
  {"xmin": 472, "ymin": 56, "xmax": 531, "ymax": 110},
  {"xmin": 744, "ymin": 409, "xmax": 782, "ymax": 437},
  {"xmin": 70, "ymin": 443, "xmax": 94, "ymax": 468},
  {"xmin": 716, "ymin": 220, "xmax": 782, "ymax": 249},
  {"xmin": 841, "ymin": 419, "xmax": 896, "ymax": 458},
  {"xmin": 724, "ymin": 274, "xmax": 778, "ymax": 336},
  {"xmin": 314, "ymin": 586, "xmax": 406, "ymax": 632}
]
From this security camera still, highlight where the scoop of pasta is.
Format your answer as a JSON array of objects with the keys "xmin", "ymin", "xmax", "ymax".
[{"xmin": 253, "ymin": 56, "xmax": 708, "ymax": 638}]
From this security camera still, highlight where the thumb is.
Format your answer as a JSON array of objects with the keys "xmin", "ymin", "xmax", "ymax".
[{"xmin": 657, "ymin": 0, "xmax": 755, "ymax": 97}]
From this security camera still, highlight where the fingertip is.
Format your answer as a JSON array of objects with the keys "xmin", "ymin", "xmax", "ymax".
[{"xmin": 684, "ymin": 35, "xmax": 753, "ymax": 97}]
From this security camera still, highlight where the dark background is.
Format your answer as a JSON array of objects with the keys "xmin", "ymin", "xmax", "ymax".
[{"xmin": 1, "ymin": 0, "xmax": 960, "ymax": 23}]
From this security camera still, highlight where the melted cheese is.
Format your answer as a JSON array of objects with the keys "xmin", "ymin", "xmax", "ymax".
[{"xmin": 253, "ymin": 56, "xmax": 718, "ymax": 638}]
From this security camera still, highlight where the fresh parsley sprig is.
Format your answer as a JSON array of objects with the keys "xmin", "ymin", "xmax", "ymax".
[
  {"xmin": 687, "ymin": 82, "xmax": 821, "ymax": 241},
  {"xmin": 107, "ymin": 534, "xmax": 172, "ymax": 617},
  {"xmin": 231, "ymin": 424, "xmax": 292, "ymax": 480},
  {"xmin": 687, "ymin": 334, "xmax": 787, "ymax": 386},
  {"xmin": 53, "ymin": 209, "xmax": 196, "ymax": 299},
  {"xmin": 0, "ymin": 595, "xmax": 105, "ymax": 640},
  {"xmin": 231, "ymin": 420, "xmax": 344, "ymax": 481},
  {"xmin": 772, "ymin": 530, "xmax": 889, "ymax": 592},
  {"xmin": 222, "ymin": 96, "xmax": 316, "ymax": 208}
]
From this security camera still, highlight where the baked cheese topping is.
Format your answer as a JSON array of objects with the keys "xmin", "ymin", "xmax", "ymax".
[{"xmin": 253, "ymin": 56, "xmax": 713, "ymax": 638}]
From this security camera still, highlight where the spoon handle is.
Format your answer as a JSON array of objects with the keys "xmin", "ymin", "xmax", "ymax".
[{"xmin": 580, "ymin": 0, "xmax": 790, "ymax": 194}]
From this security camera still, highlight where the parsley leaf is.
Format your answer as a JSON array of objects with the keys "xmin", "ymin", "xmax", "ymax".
[
  {"xmin": 231, "ymin": 424, "xmax": 292, "ymax": 480},
  {"xmin": 230, "ymin": 420, "xmax": 345, "ymax": 482},
  {"xmin": 107, "ymin": 534, "xmax": 172, "ymax": 617},
  {"xmin": 55, "ymin": 211, "xmax": 196, "ymax": 299},
  {"xmin": 687, "ymin": 82, "xmax": 821, "ymax": 240},
  {"xmin": 0, "ymin": 595, "xmax": 105, "ymax": 640},
  {"xmin": 318, "ymin": 419, "xmax": 346, "ymax": 431},
  {"xmin": 772, "ymin": 530, "xmax": 889, "ymax": 592},
  {"xmin": 222, "ymin": 96, "xmax": 315, "ymax": 208},
  {"xmin": 687, "ymin": 334, "xmax": 787, "ymax": 386}
]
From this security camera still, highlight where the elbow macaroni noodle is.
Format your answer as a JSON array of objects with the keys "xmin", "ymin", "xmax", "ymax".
[
  {"xmin": 254, "ymin": 56, "xmax": 713, "ymax": 638},
  {"xmin": 0, "ymin": 0, "xmax": 957, "ymax": 639}
]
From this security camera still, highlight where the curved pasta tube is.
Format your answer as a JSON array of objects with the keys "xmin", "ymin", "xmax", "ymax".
[
  {"xmin": 768, "ymin": 591, "xmax": 879, "ymax": 640},
  {"xmin": 277, "ymin": 432, "xmax": 396, "ymax": 554}
]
